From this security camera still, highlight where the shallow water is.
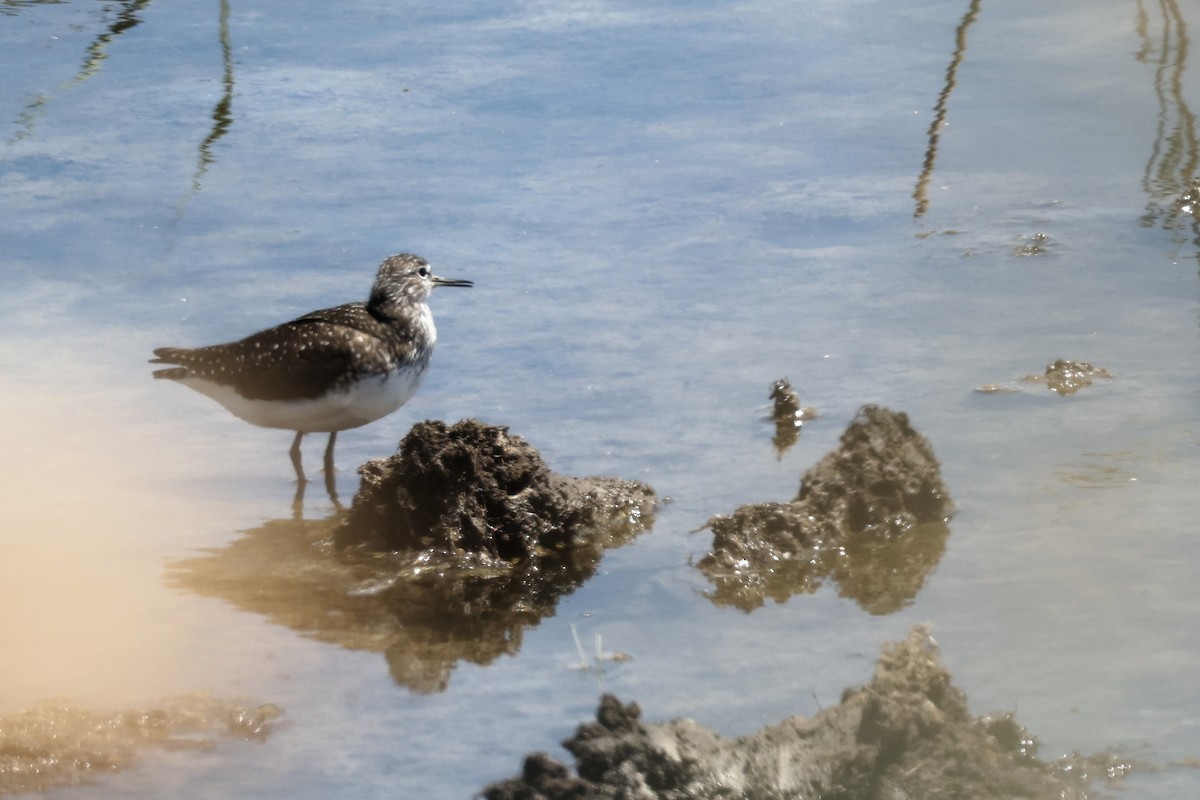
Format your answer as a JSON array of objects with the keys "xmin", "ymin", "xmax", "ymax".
[{"xmin": 2, "ymin": 0, "xmax": 1199, "ymax": 796}]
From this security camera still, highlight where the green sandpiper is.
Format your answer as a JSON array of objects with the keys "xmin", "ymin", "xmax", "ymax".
[{"xmin": 150, "ymin": 253, "xmax": 472, "ymax": 482}]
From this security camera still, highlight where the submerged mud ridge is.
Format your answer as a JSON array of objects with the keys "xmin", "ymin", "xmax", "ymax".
[
  {"xmin": 0, "ymin": 694, "xmax": 279, "ymax": 796},
  {"xmin": 699, "ymin": 405, "xmax": 952, "ymax": 613},
  {"xmin": 171, "ymin": 419, "xmax": 655, "ymax": 693},
  {"xmin": 976, "ymin": 359, "xmax": 1114, "ymax": 395},
  {"xmin": 1025, "ymin": 359, "xmax": 1114, "ymax": 396},
  {"xmin": 482, "ymin": 627, "xmax": 1123, "ymax": 800}
]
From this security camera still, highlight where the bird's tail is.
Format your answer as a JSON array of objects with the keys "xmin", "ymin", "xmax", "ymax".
[
  {"xmin": 149, "ymin": 346, "xmax": 185, "ymax": 364},
  {"xmin": 149, "ymin": 347, "xmax": 190, "ymax": 380}
]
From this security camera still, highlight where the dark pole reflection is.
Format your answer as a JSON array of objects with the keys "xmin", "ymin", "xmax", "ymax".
[
  {"xmin": 8, "ymin": 0, "xmax": 153, "ymax": 144},
  {"xmin": 7, "ymin": 0, "xmax": 235, "ymax": 201},
  {"xmin": 192, "ymin": 0, "xmax": 234, "ymax": 191},
  {"xmin": 1135, "ymin": 0, "xmax": 1200, "ymax": 254},
  {"xmin": 913, "ymin": 0, "xmax": 983, "ymax": 218}
]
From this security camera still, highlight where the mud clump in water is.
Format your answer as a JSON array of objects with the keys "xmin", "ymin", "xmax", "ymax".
[
  {"xmin": 1023, "ymin": 359, "xmax": 1114, "ymax": 396},
  {"xmin": 0, "ymin": 694, "xmax": 280, "ymax": 795},
  {"xmin": 770, "ymin": 378, "xmax": 802, "ymax": 421},
  {"xmin": 698, "ymin": 405, "xmax": 951, "ymax": 613},
  {"xmin": 978, "ymin": 359, "xmax": 1114, "ymax": 395},
  {"xmin": 481, "ymin": 626, "xmax": 1120, "ymax": 800},
  {"xmin": 768, "ymin": 378, "xmax": 818, "ymax": 457},
  {"xmin": 1014, "ymin": 231, "xmax": 1051, "ymax": 256},
  {"xmin": 337, "ymin": 419, "xmax": 654, "ymax": 557}
]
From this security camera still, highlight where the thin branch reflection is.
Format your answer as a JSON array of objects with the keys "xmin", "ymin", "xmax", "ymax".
[
  {"xmin": 7, "ymin": 0, "xmax": 153, "ymax": 144},
  {"xmin": 192, "ymin": 0, "xmax": 234, "ymax": 191},
  {"xmin": 1136, "ymin": 0, "xmax": 1200, "ymax": 248},
  {"xmin": 913, "ymin": 0, "xmax": 983, "ymax": 218}
]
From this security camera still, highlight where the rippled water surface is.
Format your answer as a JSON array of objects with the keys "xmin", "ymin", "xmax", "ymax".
[{"xmin": 3, "ymin": 0, "xmax": 1200, "ymax": 796}]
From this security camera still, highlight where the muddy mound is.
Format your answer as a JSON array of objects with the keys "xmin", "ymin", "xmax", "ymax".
[
  {"xmin": 337, "ymin": 419, "xmax": 653, "ymax": 557},
  {"xmin": 481, "ymin": 627, "xmax": 1112, "ymax": 799},
  {"xmin": 698, "ymin": 406, "xmax": 951, "ymax": 612}
]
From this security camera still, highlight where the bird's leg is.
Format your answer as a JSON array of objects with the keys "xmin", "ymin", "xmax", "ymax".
[
  {"xmin": 322, "ymin": 432, "xmax": 341, "ymax": 509},
  {"xmin": 290, "ymin": 431, "xmax": 307, "ymax": 484},
  {"xmin": 292, "ymin": 480, "xmax": 307, "ymax": 520},
  {"xmin": 323, "ymin": 431, "xmax": 338, "ymax": 473}
]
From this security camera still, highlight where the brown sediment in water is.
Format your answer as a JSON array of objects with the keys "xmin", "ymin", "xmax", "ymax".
[
  {"xmin": 1025, "ymin": 359, "xmax": 1114, "ymax": 396},
  {"xmin": 169, "ymin": 419, "xmax": 656, "ymax": 693},
  {"xmin": 1014, "ymin": 231, "xmax": 1052, "ymax": 256},
  {"xmin": 480, "ymin": 626, "xmax": 1130, "ymax": 800},
  {"xmin": 698, "ymin": 405, "xmax": 952, "ymax": 613},
  {"xmin": 977, "ymin": 359, "xmax": 1114, "ymax": 395},
  {"xmin": 767, "ymin": 378, "xmax": 818, "ymax": 458},
  {"xmin": 0, "ymin": 694, "xmax": 279, "ymax": 796},
  {"xmin": 769, "ymin": 377, "xmax": 803, "ymax": 456}
]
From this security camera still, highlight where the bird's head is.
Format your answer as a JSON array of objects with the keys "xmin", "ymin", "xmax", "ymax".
[{"xmin": 368, "ymin": 254, "xmax": 473, "ymax": 314}]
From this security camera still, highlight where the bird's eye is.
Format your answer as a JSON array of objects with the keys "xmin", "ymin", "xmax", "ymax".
[{"xmin": 417, "ymin": 266, "xmax": 430, "ymax": 277}]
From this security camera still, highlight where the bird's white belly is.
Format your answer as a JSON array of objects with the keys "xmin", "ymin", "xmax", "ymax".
[{"xmin": 181, "ymin": 368, "xmax": 425, "ymax": 433}]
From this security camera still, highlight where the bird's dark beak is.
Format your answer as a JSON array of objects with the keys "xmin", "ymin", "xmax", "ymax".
[{"xmin": 432, "ymin": 275, "xmax": 473, "ymax": 288}]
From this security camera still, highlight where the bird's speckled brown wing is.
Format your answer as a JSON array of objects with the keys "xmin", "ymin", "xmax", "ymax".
[{"xmin": 151, "ymin": 303, "xmax": 408, "ymax": 402}]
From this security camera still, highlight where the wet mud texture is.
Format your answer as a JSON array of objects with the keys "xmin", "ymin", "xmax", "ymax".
[
  {"xmin": 1014, "ymin": 231, "xmax": 1051, "ymax": 256},
  {"xmin": 770, "ymin": 378, "xmax": 803, "ymax": 456},
  {"xmin": 482, "ymin": 627, "xmax": 1117, "ymax": 800},
  {"xmin": 977, "ymin": 359, "xmax": 1114, "ymax": 395},
  {"xmin": 768, "ymin": 378, "xmax": 817, "ymax": 458},
  {"xmin": 699, "ymin": 405, "xmax": 951, "ymax": 613},
  {"xmin": 0, "ymin": 694, "xmax": 279, "ymax": 795},
  {"xmin": 171, "ymin": 419, "xmax": 655, "ymax": 693},
  {"xmin": 1024, "ymin": 359, "xmax": 1114, "ymax": 396},
  {"xmin": 338, "ymin": 418, "xmax": 654, "ymax": 557}
]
